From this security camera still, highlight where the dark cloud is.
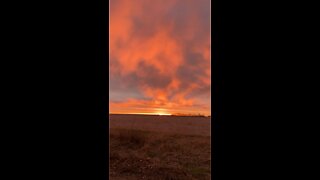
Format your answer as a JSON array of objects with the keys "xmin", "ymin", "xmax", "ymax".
[
  {"xmin": 135, "ymin": 61, "xmax": 172, "ymax": 89},
  {"xmin": 176, "ymin": 50, "xmax": 209, "ymax": 90}
]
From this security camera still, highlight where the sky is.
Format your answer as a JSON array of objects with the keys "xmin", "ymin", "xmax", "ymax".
[{"xmin": 110, "ymin": 0, "xmax": 211, "ymax": 116}]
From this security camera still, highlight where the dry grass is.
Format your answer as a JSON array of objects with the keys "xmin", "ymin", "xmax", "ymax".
[
  {"xmin": 110, "ymin": 114, "xmax": 210, "ymax": 136},
  {"xmin": 110, "ymin": 127, "xmax": 211, "ymax": 180},
  {"xmin": 110, "ymin": 129, "xmax": 148, "ymax": 149}
]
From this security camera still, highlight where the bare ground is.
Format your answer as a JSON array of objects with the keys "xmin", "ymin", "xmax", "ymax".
[{"xmin": 109, "ymin": 115, "xmax": 211, "ymax": 180}]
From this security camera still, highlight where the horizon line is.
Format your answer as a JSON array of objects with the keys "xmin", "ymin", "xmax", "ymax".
[{"xmin": 109, "ymin": 113, "xmax": 211, "ymax": 117}]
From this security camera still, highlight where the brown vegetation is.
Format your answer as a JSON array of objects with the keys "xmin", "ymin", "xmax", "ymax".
[{"xmin": 110, "ymin": 123, "xmax": 211, "ymax": 180}]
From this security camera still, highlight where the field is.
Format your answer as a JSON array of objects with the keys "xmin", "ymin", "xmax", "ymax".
[{"xmin": 109, "ymin": 114, "xmax": 211, "ymax": 180}]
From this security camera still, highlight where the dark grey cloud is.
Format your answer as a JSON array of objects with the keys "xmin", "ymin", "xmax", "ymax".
[{"xmin": 135, "ymin": 61, "xmax": 172, "ymax": 89}]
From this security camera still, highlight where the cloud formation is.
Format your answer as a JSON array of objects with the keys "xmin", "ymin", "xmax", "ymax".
[{"xmin": 110, "ymin": 0, "xmax": 211, "ymax": 115}]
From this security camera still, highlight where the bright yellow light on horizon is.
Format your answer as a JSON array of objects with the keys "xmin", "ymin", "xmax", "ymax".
[
  {"xmin": 157, "ymin": 112, "xmax": 172, "ymax": 116},
  {"xmin": 110, "ymin": 110, "xmax": 172, "ymax": 116},
  {"xmin": 110, "ymin": 107, "xmax": 210, "ymax": 116}
]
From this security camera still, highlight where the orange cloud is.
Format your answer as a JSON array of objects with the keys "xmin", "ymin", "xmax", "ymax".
[{"xmin": 110, "ymin": 0, "xmax": 211, "ymax": 116}]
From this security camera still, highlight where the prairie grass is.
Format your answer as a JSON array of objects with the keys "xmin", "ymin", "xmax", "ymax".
[{"xmin": 110, "ymin": 127, "xmax": 210, "ymax": 180}]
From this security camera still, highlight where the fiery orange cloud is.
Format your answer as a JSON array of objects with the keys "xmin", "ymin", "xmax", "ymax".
[{"xmin": 110, "ymin": 0, "xmax": 211, "ymax": 116}]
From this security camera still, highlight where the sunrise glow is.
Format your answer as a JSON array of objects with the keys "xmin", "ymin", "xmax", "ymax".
[{"xmin": 110, "ymin": 0, "xmax": 211, "ymax": 116}]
